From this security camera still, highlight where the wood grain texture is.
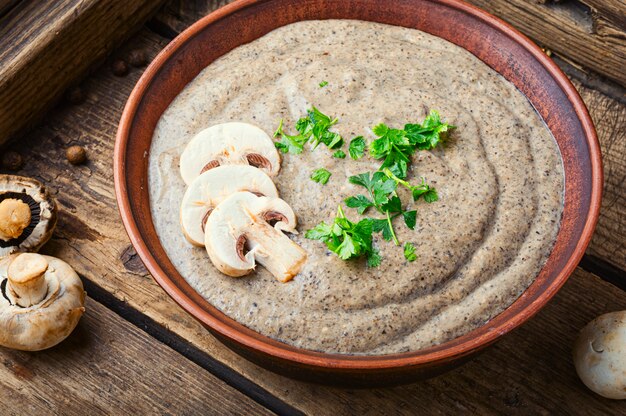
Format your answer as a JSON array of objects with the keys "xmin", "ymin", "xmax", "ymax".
[
  {"xmin": 0, "ymin": 0, "xmax": 167, "ymax": 148},
  {"xmin": 0, "ymin": 21, "xmax": 624, "ymax": 413},
  {"xmin": 151, "ymin": 0, "xmax": 626, "ymax": 86},
  {"xmin": 576, "ymin": 80, "xmax": 626, "ymax": 272},
  {"xmin": 0, "ymin": 298, "xmax": 273, "ymax": 416},
  {"xmin": 465, "ymin": 0, "xmax": 626, "ymax": 86},
  {"xmin": 581, "ymin": 0, "xmax": 626, "ymax": 30}
]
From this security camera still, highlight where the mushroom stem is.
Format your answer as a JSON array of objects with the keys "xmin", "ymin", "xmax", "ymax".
[
  {"xmin": 246, "ymin": 221, "xmax": 307, "ymax": 282},
  {"xmin": 0, "ymin": 198, "xmax": 31, "ymax": 241},
  {"xmin": 7, "ymin": 253, "xmax": 49, "ymax": 307}
]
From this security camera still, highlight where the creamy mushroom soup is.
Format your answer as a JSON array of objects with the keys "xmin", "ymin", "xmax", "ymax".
[{"xmin": 148, "ymin": 20, "xmax": 564, "ymax": 354}]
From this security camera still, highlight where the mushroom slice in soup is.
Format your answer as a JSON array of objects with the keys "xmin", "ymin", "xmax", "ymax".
[{"xmin": 179, "ymin": 122, "xmax": 281, "ymax": 185}]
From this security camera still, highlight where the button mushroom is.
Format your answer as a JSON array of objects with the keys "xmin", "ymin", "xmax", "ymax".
[
  {"xmin": 0, "ymin": 175, "xmax": 57, "ymax": 257},
  {"xmin": 180, "ymin": 122, "xmax": 281, "ymax": 185},
  {"xmin": 573, "ymin": 310, "xmax": 626, "ymax": 399},
  {"xmin": 181, "ymin": 165, "xmax": 279, "ymax": 246},
  {"xmin": 0, "ymin": 253, "xmax": 86, "ymax": 351},
  {"xmin": 205, "ymin": 192, "xmax": 307, "ymax": 282}
]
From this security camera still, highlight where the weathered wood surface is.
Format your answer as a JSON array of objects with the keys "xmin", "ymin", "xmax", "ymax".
[
  {"xmin": 0, "ymin": 18, "xmax": 625, "ymax": 413},
  {"xmin": 581, "ymin": 0, "xmax": 626, "ymax": 30},
  {"xmin": 0, "ymin": 298, "xmax": 273, "ymax": 416},
  {"xmin": 0, "ymin": 0, "xmax": 168, "ymax": 147},
  {"xmin": 153, "ymin": 0, "xmax": 626, "ymax": 87},
  {"xmin": 580, "ymin": 79, "xmax": 626, "ymax": 272}
]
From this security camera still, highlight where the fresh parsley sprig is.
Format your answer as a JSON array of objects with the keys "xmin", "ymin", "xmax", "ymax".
[
  {"xmin": 305, "ymin": 206, "xmax": 381, "ymax": 267},
  {"xmin": 274, "ymin": 107, "xmax": 343, "ymax": 154},
  {"xmin": 382, "ymin": 168, "xmax": 438, "ymax": 203},
  {"xmin": 369, "ymin": 110, "xmax": 454, "ymax": 178},
  {"xmin": 344, "ymin": 172, "xmax": 416, "ymax": 246}
]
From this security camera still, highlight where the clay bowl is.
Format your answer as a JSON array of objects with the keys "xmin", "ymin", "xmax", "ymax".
[{"xmin": 114, "ymin": 0, "xmax": 602, "ymax": 386}]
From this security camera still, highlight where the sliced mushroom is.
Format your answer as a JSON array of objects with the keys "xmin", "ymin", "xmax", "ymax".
[
  {"xmin": 0, "ymin": 175, "xmax": 57, "ymax": 258},
  {"xmin": 180, "ymin": 122, "xmax": 281, "ymax": 185},
  {"xmin": 204, "ymin": 192, "xmax": 307, "ymax": 282},
  {"xmin": 0, "ymin": 253, "xmax": 85, "ymax": 351},
  {"xmin": 181, "ymin": 165, "xmax": 278, "ymax": 246}
]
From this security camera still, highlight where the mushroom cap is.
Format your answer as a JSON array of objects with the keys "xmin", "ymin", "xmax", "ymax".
[
  {"xmin": 0, "ymin": 175, "xmax": 57, "ymax": 258},
  {"xmin": 0, "ymin": 253, "xmax": 85, "ymax": 351},
  {"xmin": 205, "ymin": 191, "xmax": 306, "ymax": 281},
  {"xmin": 180, "ymin": 165, "xmax": 278, "ymax": 246},
  {"xmin": 179, "ymin": 122, "xmax": 281, "ymax": 185},
  {"xmin": 573, "ymin": 310, "xmax": 626, "ymax": 400}
]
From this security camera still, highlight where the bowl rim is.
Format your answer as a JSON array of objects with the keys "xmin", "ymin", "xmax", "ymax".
[{"xmin": 114, "ymin": 0, "xmax": 602, "ymax": 370}]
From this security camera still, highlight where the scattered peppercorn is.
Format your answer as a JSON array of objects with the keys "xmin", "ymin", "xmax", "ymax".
[
  {"xmin": 127, "ymin": 49, "xmax": 147, "ymax": 67},
  {"xmin": 1, "ymin": 151, "xmax": 24, "ymax": 171},
  {"xmin": 111, "ymin": 59, "xmax": 129, "ymax": 76},
  {"xmin": 66, "ymin": 86, "xmax": 84, "ymax": 105},
  {"xmin": 66, "ymin": 146, "xmax": 87, "ymax": 165}
]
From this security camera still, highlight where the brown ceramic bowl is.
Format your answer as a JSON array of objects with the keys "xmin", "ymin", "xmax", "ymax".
[{"xmin": 114, "ymin": 0, "xmax": 602, "ymax": 386}]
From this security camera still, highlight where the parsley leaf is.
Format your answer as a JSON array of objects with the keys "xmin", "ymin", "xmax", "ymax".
[
  {"xmin": 382, "ymin": 168, "xmax": 438, "ymax": 203},
  {"xmin": 369, "ymin": 111, "xmax": 454, "ymax": 178},
  {"xmin": 273, "ymin": 119, "xmax": 308, "ymax": 154},
  {"xmin": 305, "ymin": 206, "xmax": 380, "ymax": 266},
  {"xmin": 273, "ymin": 106, "xmax": 344, "ymax": 154},
  {"xmin": 319, "ymin": 80, "xmax": 329, "ymax": 88},
  {"xmin": 332, "ymin": 150, "xmax": 346, "ymax": 159},
  {"xmin": 404, "ymin": 110, "xmax": 455, "ymax": 150},
  {"xmin": 369, "ymin": 123, "xmax": 414, "ymax": 179},
  {"xmin": 346, "ymin": 172, "xmax": 413, "ymax": 245},
  {"xmin": 311, "ymin": 168, "xmax": 332, "ymax": 184},
  {"xmin": 349, "ymin": 136, "xmax": 366, "ymax": 160},
  {"xmin": 402, "ymin": 210, "xmax": 417, "ymax": 230},
  {"xmin": 404, "ymin": 242, "xmax": 417, "ymax": 262},
  {"xmin": 345, "ymin": 194, "xmax": 374, "ymax": 214}
]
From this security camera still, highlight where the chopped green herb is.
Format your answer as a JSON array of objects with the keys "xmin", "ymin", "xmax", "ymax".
[
  {"xmin": 369, "ymin": 111, "xmax": 454, "ymax": 178},
  {"xmin": 404, "ymin": 110, "xmax": 454, "ymax": 151},
  {"xmin": 274, "ymin": 107, "xmax": 344, "ymax": 154},
  {"xmin": 273, "ymin": 119, "xmax": 308, "ymax": 154},
  {"xmin": 311, "ymin": 168, "xmax": 332, "ymax": 184},
  {"xmin": 382, "ymin": 168, "xmax": 438, "ymax": 203},
  {"xmin": 348, "ymin": 136, "xmax": 366, "ymax": 160},
  {"xmin": 305, "ymin": 206, "xmax": 380, "ymax": 266},
  {"xmin": 345, "ymin": 171, "xmax": 416, "ymax": 245},
  {"xmin": 404, "ymin": 242, "xmax": 417, "ymax": 262},
  {"xmin": 319, "ymin": 80, "xmax": 328, "ymax": 88},
  {"xmin": 333, "ymin": 150, "xmax": 346, "ymax": 159}
]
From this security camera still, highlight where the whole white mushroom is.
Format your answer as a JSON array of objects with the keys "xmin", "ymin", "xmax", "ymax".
[
  {"xmin": 0, "ymin": 252, "xmax": 86, "ymax": 351},
  {"xmin": 573, "ymin": 310, "xmax": 626, "ymax": 399}
]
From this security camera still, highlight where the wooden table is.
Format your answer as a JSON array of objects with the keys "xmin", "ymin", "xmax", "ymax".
[{"xmin": 1, "ymin": 1, "xmax": 625, "ymax": 414}]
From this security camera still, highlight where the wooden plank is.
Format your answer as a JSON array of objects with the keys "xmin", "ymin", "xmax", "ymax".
[
  {"xmin": 466, "ymin": 0, "xmax": 626, "ymax": 87},
  {"xmin": 0, "ymin": 24, "xmax": 624, "ymax": 415},
  {"xmin": 575, "ymin": 80, "xmax": 626, "ymax": 272},
  {"xmin": 0, "ymin": 0, "xmax": 168, "ymax": 148},
  {"xmin": 580, "ymin": 0, "xmax": 626, "ymax": 30},
  {"xmin": 0, "ymin": 298, "xmax": 273, "ymax": 416},
  {"xmin": 151, "ymin": 0, "xmax": 626, "ymax": 87}
]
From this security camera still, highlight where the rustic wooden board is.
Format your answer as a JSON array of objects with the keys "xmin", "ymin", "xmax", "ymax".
[
  {"xmin": 0, "ymin": 21, "xmax": 624, "ymax": 413},
  {"xmin": 579, "ymin": 80, "xmax": 626, "ymax": 272},
  {"xmin": 581, "ymin": 0, "xmax": 626, "ymax": 31},
  {"xmin": 152, "ymin": 0, "xmax": 626, "ymax": 87},
  {"xmin": 0, "ymin": 298, "xmax": 273, "ymax": 416},
  {"xmin": 0, "ymin": 0, "xmax": 168, "ymax": 147}
]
